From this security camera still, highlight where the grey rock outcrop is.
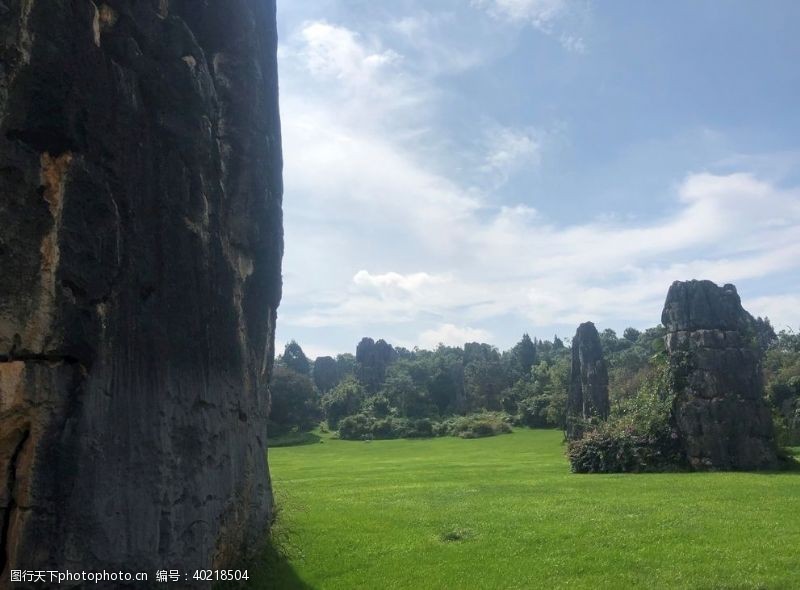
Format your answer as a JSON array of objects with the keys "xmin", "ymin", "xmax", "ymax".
[
  {"xmin": 356, "ymin": 337, "xmax": 397, "ymax": 393},
  {"xmin": 662, "ymin": 280, "xmax": 777, "ymax": 470},
  {"xmin": 567, "ymin": 322, "xmax": 609, "ymax": 440},
  {"xmin": 0, "ymin": 0, "xmax": 282, "ymax": 585}
]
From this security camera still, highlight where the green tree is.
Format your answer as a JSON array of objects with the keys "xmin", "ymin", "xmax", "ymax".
[
  {"xmin": 464, "ymin": 359, "xmax": 507, "ymax": 412},
  {"xmin": 322, "ymin": 377, "xmax": 365, "ymax": 429},
  {"xmin": 283, "ymin": 340, "xmax": 310, "ymax": 375},
  {"xmin": 336, "ymin": 353, "xmax": 357, "ymax": 379},
  {"xmin": 381, "ymin": 365, "xmax": 435, "ymax": 418},
  {"xmin": 510, "ymin": 333, "xmax": 537, "ymax": 380},
  {"xmin": 269, "ymin": 366, "xmax": 319, "ymax": 431},
  {"xmin": 623, "ymin": 327, "xmax": 641, "ymax": 343}
]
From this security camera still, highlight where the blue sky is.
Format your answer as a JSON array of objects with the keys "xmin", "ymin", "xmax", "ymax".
[{"xmin": 274, "ymin": 0, "xmax": 800, "ymax": 358}]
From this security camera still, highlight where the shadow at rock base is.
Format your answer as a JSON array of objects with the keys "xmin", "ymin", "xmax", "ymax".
[
  {"xmin": 216, "ymin": 541, "xmax": 315, "ymax": 590},
  {"xmin": 268, "ymin": 431, "xmax": 322, "ymax": 448}
]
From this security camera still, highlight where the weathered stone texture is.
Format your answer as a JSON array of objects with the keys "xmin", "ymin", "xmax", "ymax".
[
  {"xmin": 0, "ymin": 0, "xmax": 282, "ymax": 585},
  {"xmin": 567, "ymin": 322, "xmax": 609, "ymax": 440},
  {"xmin": 662, "ymin": 280, "xmax": 777, "ymax": 470}
]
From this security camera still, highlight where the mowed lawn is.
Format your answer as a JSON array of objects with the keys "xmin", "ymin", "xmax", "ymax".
[{"xmin": 257, "ymin": 430, "xmax": 800, "ymax": 589}]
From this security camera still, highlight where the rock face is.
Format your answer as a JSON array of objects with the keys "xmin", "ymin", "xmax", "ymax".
[
  {"xmin": 0, "ymin": 0, "xmax": 282, "ymax": 583},
  {"xmin": 356, "ymin": 338, "xmax": 397, "ymax": 393},
  {"xmin": 312, "ymin": 356, "xmax": 339, "ymax": 394},
  {"xmin": 662, "ymin": 280, "xmax": 777, "ymax": 470},
  {"xmin": 567, "ymin": 322, "xmax": 609, "ymax": 440}
]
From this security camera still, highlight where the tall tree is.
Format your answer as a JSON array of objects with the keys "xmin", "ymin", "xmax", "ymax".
[
  {"xmin": 623, "ymin": 327, "xmax": 641, "ymax": 343},
  {"xmin": 269, "ymin": 366, "xmax": 319, "ymax": 431},
  {"xmin": 512, "ymin": 333, "xmax": 537, "ymax": 377}
]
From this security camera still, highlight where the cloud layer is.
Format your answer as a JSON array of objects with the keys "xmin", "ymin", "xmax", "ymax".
[{"xmin": 276, "ymin": 13, "xmax": 800, "ymax": 354}]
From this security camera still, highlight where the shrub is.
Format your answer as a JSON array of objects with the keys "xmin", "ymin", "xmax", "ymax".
[
  {"xmin": 517, "ymin": 395, "xmax": 552, "ymax": 428},
  {"xmin": 567, "ymin": 427, "xmax": 682, "ymax": 473},
  {"xmin": 322, "ymin": 378, "xmax": 365, "ymax": 429},
  {"xmin": 568, "ymin": 356, "xmax": 685, "ymax": 473},
  {"xmin": 337, "ymin": 413, "xmax": 373, "ymax": 440},
  {"xmin": 439, "ymin": 412, "xmax": 513, "ymax": 439},
  {"xmin": 337, "ymin": 412, "xmax": 513, "ymax": 440}
]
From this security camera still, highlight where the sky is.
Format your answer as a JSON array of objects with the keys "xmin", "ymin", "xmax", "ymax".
[{"xmin": 274, "ymin": 0, "xmax": 800, "ymax": 359}]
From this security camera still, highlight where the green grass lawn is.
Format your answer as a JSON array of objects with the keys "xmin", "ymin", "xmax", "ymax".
[{"xmin": 254, "ymin": 429, "xmax": 800, "ymax": 589}]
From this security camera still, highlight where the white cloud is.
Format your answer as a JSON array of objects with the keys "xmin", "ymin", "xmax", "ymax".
[
  {"xmin": 276, "ymin": 17, "xmax": 800, "ymax": 351},
  {"xmin": 353, "ymin": 270, "xmax": 449, "ymax": 292},
  {"xmin": 298, "ymin": 21, "xmax": 401, "ymax": 84},
  {"xmin": 474, "ymin": 0, "xmax": 588, "ymax": 53},
  {"xmin": 746, "ymin": 295, "xmax": 800, "ymax": 331},
  {"xmin": 476, "ymin": 0, "xmax": 567, "ymax": 27},
  {"xmin": 559, "ymin": 33, "xmax": 586, "ymax": 53},
  {"xmin": 389, "ymin": 12, "xmax": 490, "ymax": 74},
  {"xmin": 481, "ymin": 126, "xmax": 542, "ymax": 185},
  {"xmin": 418, "ymin": 324, "xmax": 493, "ymax": 349}
]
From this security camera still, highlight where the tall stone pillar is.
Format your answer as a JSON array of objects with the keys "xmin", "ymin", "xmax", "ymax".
[
  {"xmin": 0, "ymin": 0, "xmax": 282, "ymax": 584},
  {"xmin": 662, "ymin": 280, "xmax": 777, "ymax": 470}
]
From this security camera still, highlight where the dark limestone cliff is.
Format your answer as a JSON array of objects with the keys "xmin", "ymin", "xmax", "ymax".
[
  {"xmin": 662, "ymin": 281, "xmax": 777, "ymax": 470},
  {"xmin": 0, "ymin": 0, "xmax": 282, "ymax": 585},
  {"xmin": 567, "ymin": 322, "xmax": 609, "ymax": 440}
]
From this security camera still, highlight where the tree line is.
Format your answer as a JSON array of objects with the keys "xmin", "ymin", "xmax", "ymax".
[{"xmin": 269, "ymin": 321, "xmax": 800, "ymax": 444}]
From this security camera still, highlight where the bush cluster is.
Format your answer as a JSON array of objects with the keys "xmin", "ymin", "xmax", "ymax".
[
  {"xmin": 567, "ymin": 426, "xmax": 683, "ymax": 473},
  {"xmin": 568, "ymin": 356, "xmax": 685, "ymax": 473},
  {"xmin": 337, "ymin": 412, "xmax": 512, "ymax": 441},
  {"xmin": 437, "ymin": 412, "xmax": 513, "ymax": 439}
]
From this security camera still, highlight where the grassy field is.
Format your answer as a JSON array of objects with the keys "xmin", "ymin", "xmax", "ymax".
[{"xmin": 254, "ymin": 430, "xmax": 800, "ymax": 589}]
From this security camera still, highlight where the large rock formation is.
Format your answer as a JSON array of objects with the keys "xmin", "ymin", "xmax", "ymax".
[
  {"xmin": 356, "ymin": 337, "xmax": 396, "ymax": 393},
  {"xmin": 567, "ymin": 322, "xmax": 609, "ymax": 440},
  {"xmin": 312, "ymin": 356, "xmax": 339, "ymax": 394},
  {"xmin": 0, "ymin": 0, "xmax": 282, "ymax": 584},
  {"xmin": 662, "ymin": 280, "xmax": 777, "ymax": 470}
]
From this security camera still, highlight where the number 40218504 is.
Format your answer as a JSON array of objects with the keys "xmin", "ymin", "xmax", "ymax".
[{"xmin": 193, "ymin": 570, "xmax": 249, "ymax": 581}]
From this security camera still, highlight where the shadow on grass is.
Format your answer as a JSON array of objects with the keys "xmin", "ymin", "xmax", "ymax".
[
  {"xmin": 232, "ymin": 541, "xmax": 315, "ymax": 590},
  {"xmin": 268, "ymin": 431, "xmax": 322, "ymax": 448}
]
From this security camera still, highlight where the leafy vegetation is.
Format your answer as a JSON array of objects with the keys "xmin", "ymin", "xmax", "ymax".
[
  {"xmin": 270, "ymin": 334, "xmax": 570, "ymax": 439},
  {"xmin": 764, "ymin": 329, "xmax": 800, "ymax": 445},
  {"xmin": 568, "ymin": 355, "xmax": 683, "ymax": 473},
  {"xmin": 270, "ymin": 321, "xmax": 800, "ymax": 458},
  {"xmin": 257, "ymin": 429, "xmax": 800, "ymax": 589}
]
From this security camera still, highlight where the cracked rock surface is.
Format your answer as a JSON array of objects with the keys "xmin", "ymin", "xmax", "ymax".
[
  {"xmin": 0, "ymin": 0, "xmax": 282, "ymax": 584},
  {"xmin": 662, "ymin": 280, "xmax": 777, "ymax": 470}
]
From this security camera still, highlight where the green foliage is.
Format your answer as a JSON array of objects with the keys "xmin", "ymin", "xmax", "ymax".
[
  {"xmin": 517, "ymin": 358, "xmax": 569, "ymax": 428},
  {"xmin": 337, "ymin": 413, "xmax": 374, "ymax": 440},
  {"xmin": 337, "ymin": 415, "xmax": 436, "ymax": 440},
  {"xmin": 463, "ymin": 359, "xmax": 507, "ymax": 412},
  {"xmin": 322, "ymin": 377, "xmax": 365, "ymax": 429},
  {"xmin": 507, "ymin": 333, "xmax": 537, "ymax": 382},
  {"xmin": 764, "ymin": 328, "xmax": 800, "ymax": 445},
  {"xmin": 335, "ymin": 353, "xmax": 357, "ymax": 379},
  {"xmin": 567, "ymin": 426, "xmax": 682, "ymax": 473},
  {"xmin": 623, "ymin": 327, "xmax": 641, "ymax": 343},
  {"xmin": 269, "ymin": 365, "xmax": 320, "ymax": 432},
  {"xmin": 436, "ymin": 412, "xmax": 513, "ymax": 438},
  {"xmin": 568, "ymin": 356, "xmax": 683, "ymax": 473},
  {"xmin": 336, "ymin": 412, "xmax": 511, "ymax": 441},
  {"xmin": 380, "ymin": 365, "xmax": 436, "ymax": 418},
  {"xmin": 282, "ymin": 340, "xmax": 311, "ymax": 376}
]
